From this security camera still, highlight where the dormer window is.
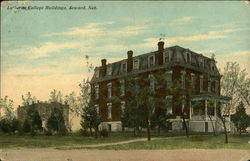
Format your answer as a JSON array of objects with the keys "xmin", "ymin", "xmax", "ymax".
[
  {"xmin": 148, "ymin": 55, "xmax": 155, "ymax": 67},
  {"xmin": 121, "ymin": 61, "xmax": 127, "ymax": 73},
  {"xmin": 199, "ymin": 57, "xmax": 203, "ymax": 67},
  {"xmin": 186, "ymin": 52, "xmax": 191, "ymax": 64},
  {"xmin": 107, "ymin": 64, "xmax": 112, "ymax": 76},
  {"xmin": 95, "ymin": 68, "xmax": 99, "ymax": 78},
  {"xmin": 133, "ymin": 58, "xmax": 139, "ymax": 70},
  {"xmin": 164, "ymin": 51, "xmax": 170, "ymax": 63}
]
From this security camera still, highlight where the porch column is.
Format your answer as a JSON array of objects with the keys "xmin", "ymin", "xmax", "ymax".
[
  {"xmin": 214, "ymin": 100, "xmax": 217, "ymax": 119},
  {"xmin": 189, "ymin": 101, "xmax": 192, "ymax": 120},
  {"xmin": 205, "ymin": 99, "xmax": 208, "ymax": 121}
]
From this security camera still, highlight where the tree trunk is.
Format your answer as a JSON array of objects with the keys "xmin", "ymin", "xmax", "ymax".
[
  {"xmin": 89, "ymin": 127, "xmax": 93, "ymax": 136},
  {"xmin": 182, "ymin": 114, "xmax": 189, "ymax": 138},
  {"xmin": 94, "ymin": 127, "xmax": 99, "ymax": 138},
  {"xmin": 146, "ymin": 118, "xmax": 151, "ymax": 141},
  {"xmin": 208, "ymin": 115, "xmax": 216, "ymax": 136},
  {"xmin": 157, "ymin": 125, "xmax": 161, "ymax": 136},
  {"xmin": 239, "ymin": 128, "xmax": 241, "ymax": 136},
  {"xmin": 222, "ymin": 118, "xmax": 228, "ymax": 144},
  {"xmin": 133, "ymin": 127, "xmax": 136, "ymax": 136}
]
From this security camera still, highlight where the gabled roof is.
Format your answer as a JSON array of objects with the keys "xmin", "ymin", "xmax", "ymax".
[{"xmin": 91, "ymin": 45, "xmax": 220, "ymax": 82}]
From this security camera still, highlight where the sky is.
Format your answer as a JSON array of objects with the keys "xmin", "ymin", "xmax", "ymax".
[{"xmin": 1, "ymin": 1, "xmax": 250, "ymax": 109}]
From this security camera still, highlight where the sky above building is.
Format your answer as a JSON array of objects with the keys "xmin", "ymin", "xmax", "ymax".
[{"xmin": 1, "ymin": 1, "xmax": 250, "ymax": 108}]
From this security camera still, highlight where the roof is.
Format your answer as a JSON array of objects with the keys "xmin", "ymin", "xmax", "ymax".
[{"xmin": 91, "ymin": 45, "xmax": 221, "ymax": 83}]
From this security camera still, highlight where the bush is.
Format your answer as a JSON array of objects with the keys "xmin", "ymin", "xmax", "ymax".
[
  {"xmin": 100, "ymin": 129, "xmax": 109, "ymax": 137},
  {"xmin": 23, "ymin": 119, "xmax": 31, "ymax": 133},
  {"xmin": 0, "ymin": 118, "xmax": 12, "ymax": 133},
  {"xmin": 79, "ymin": 129, "xmax": 90, "ymax": 136},
  {"xmin": 11, "ymin": 118, "xmax": 23, "ymax": 134}
]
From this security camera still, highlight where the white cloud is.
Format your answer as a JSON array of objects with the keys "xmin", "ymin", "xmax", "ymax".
[{"xmin": 173, "ymin": 16, "xmax": 193, "ymax": 25}]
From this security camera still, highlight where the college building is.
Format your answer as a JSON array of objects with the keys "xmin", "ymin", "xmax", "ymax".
[{"xmin": 90, "ymin": 41, "xmax": 233, "ymax": 133}]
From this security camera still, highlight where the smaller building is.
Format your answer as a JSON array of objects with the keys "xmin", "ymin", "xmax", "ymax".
[{"xmin": 17, "ymin": 101, "xmax": 69, "ymax": 129}]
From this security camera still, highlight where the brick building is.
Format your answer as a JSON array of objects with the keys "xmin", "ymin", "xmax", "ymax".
[
  {"xmin": 17, "ymin": 101, "xmax": 69, "ymax": 129},
  {"xmin": 90, "ymin": 41, "xmax": 232, "ymax": 132}
]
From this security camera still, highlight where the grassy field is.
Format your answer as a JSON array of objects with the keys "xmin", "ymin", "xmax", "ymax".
[
  {"xmin": 86, "ymin": 135, "xmax": 250, "ymax": 150},
  {"xmin": 0, "ymin": 132, "xmax": 249, "ymax": 149}
]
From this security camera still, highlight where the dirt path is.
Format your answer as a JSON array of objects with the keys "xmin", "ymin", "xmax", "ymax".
[{"xmin": 1, "ymin": 149, "xmax": 249, "ymax": 161}]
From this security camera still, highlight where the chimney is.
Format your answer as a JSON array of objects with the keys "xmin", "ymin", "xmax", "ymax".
[
  {"xmin": 158, "ymin": 41, "xmax": 164, "ymax": 65},
  {"xmin": 101, "ymin": 59, "xmax": 107, "ymax": 77},
  {"xmin": 127, "ymin": 50, "xmax": 133, "ymax": 72}
]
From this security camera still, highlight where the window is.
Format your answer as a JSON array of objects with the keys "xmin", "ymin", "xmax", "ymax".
[
  {"xmin": 94, "ymin": 84, "xmax": 99, "ymax": 99},
  {"xmin": 95, "ymin": 104, "xmax": 99, "ymax": 114},
  {"xmin": 107, "ymin": 64, "xmax": 112, "ymax": 76},
  {"xmin": 149, "ymin": 74, "xmax": 155, "ymax": 92},
  {"xmin": 208, "ymin": 78, "xmax": 211, "ymax": 92},
  {"xmin": 121, "ymin": 101, "xmax": 125, "ymax": 115},
  {"xmin": 120, "ymin": 79, "xmax": 125, "ymax": 96},
  {"xmin": 166, "ymin": 71, "xmax": 173, "ymax": 89},
  {"xmin": 107, "ymin": 83, "xmax": 112, "ymax": 98},
  {"xmin": 186, "ymin": 52, "xmax": 191, "ymax": 64},
  {"xmin": 215, "ymin": 80, "xmax": 219, "ymax": 94},
  {"xmin": 133, "ymin": 58, "xmax": 139, "ymax": 70},
  {"xmin": 166, "ymin": 96, "xmax": 173, "ymax": 115},
  {"xmin": 200, "ymin": 75, "xmax": 203, "ymax": 92},
  {"xmin": 121, "ymin": 62, "xmax": 127, "ymax": 73},
  {"xmin": 199, "ymin": 57, "xmax": 203, "ymax": 67},
  {"xmin": 107, "ymin": 103, "xmax": 112, "ymax": 119},
  {"xmin": 95, "ymin": 68, "xmax": 99, "ymax": 78},
  {"xmin": 191, "ymin": 73, "xmax": 195, "ymax": 89},
  {"xmin": 181, "ymin": 71, "xmax": 186, "ymax": 89},
  {"xmin": 148, "ymin": 55, "xmax": 155, "ymax": 67},
  {"xmin": 164, "ymin": 51, "xmax": 170, "ymax": 63}
]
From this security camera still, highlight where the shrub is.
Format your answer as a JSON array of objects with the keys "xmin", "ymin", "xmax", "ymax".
[
  {"xmin": 0, "ymin": 118, "xmax": 12, "ymax": 133},
  {"xmin": 100, "ymin": 129, "xmax": 109, "ymax": 137},
  {"xmin": 79, "ymin": 129, "xmax": 90, "ymax": 136},
  {"xmin": 23, "ymin": 119, "xmax": 31, "ymax": 133}
]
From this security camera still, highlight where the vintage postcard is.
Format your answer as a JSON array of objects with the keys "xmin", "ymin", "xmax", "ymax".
[{"xmin": 1, "ymin": 1, "xmax": 250, "ymax": 161}]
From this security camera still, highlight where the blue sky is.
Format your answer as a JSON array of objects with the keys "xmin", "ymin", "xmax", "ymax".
[{"xmin": 1, "ymin": 1, "xmax": 250, "ymax": 107}]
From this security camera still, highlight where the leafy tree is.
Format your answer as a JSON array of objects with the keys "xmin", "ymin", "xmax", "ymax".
[
  {"xmin": 0, "ymin": 118, "xmax": 12, "ymax": 133},
  {"xmin": 26, "ymin": 106, "xmax": 42, "ymax": 135},
  {"xmin": 21, "ymin": 92, "xmax": 37, "ymax": 106},
  {"xmin": 220, "ymin": 62, "xmax": 250, "ymax": 143},
  {"xmin": 0, "ymin": 96, "xmax": 15, "ymax": 120},
  {"xmin": 81, "ymin": 100, "xmax": 101, "ymax": 137},
  {"xmin": 231, "ymin": 102, "xmax": 250, "ymax": 135},
  {"xmin": 11, "ymin": 118, "xmax": 23, "ymax": 134},
  {"xmin": 65, "ymin": 91, "xmax": 82, "ymax": 132},
  {"xmin": 23, "ymin": 119, "xmax": 31, "ymax": 133},
  {"xmin": 49, "ymin": 89, "xmax": 63, "ymax": 103},
  {"xmin": 47, "ymin": 108, "xmax": 68, "ymax": 135}
]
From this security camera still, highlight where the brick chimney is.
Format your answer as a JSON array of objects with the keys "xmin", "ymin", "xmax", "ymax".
[
  {"xmin": 127, "ymin": 50, "xmax": 133, "ymax": 72},
  {"xmin": 158, "ymin": 41, "xmax": 164, "ymax": 65},
  {"xmin": 101, "ymin": 59, "xmax": 107, "ymax": 77}
]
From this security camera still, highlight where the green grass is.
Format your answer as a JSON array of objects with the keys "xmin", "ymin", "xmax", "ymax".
[
  {"xmin": 0, "ymin": 133, "xmax": 135, "ymax": 149},
  {"xmin": 85, "ymin": 135, "xmax": 250, "ymax": 150}
]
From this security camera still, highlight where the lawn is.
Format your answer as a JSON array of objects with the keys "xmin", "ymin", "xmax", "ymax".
[
  {"xmin": 0, "ymin": 133, "xmax": 135, "ymax": 149},
  {"xmin": 87, "ymin": 135, "xmax": 250, "ymax": 150}
]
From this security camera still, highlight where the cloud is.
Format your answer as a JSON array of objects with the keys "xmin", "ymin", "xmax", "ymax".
[{"xmin": 173, "ymin": 16, "xmax": 193, "ymax": 25}]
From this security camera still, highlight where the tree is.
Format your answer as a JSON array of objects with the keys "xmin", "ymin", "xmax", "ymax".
[
  {"xmin": 49, "ymin": 89, "xmax": 63, "ymax": 103},
  {"xmin": 0, "ymin": 96, "xmax": 15, "ymax": 120},
  {"xmin": 81, "ymin": 100, "xmax": 101, "ymax": 137},
  {"xmin": 231, "ymin": 102, "xmax": 250, "ymax": 135},
  {"xmin": 26, "ymin": 106, "xmax": 42, "ymax": 135},
  {"xmin": 21, "ymin": 92, "xmax": 37, "ymax": 106},
  {"xmin": 65, "ymin": 92, "xmax": 81, "ymax": 131},
  {"xmin": 47, "ymin": 108, "xmax": 68, "ymax": 135},
  {"xmin": 220, "ymin": 62, "xmax": 250, "ymax": 143}
]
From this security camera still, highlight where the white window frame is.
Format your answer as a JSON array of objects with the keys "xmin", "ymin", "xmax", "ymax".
[
  {"xmin": 107, "ymin": 82, "xmax": 112, "ymax": 98},
  {"xmin": 166, "ymin": 96, "xmax": 173, "ymax": 115},
  {"xmin": 120, "ymin": 79, "xmax": 125, "ymax": 96},
  {"xmin": 166, "ymin": 70, "xmax": 173, "ymax": 89},
  {"xmin": 95, "ymin": 68, "xmax": 99, "ymax": 78},
  {"xmin": 107, "ymin": 64, "xmax": 112, "ymax": 76},
  {"xmin": 181, "ymin": 71, "xmax": 186, "ymax": 89},
  {"xmin": 163, "ymin": 51, "xmax": 170, "ymax": 63},
  {"xmin": 95, "ymin": 104, "xmax": 99, "ymax": 114},
  {"xmin": 200, "ymin": 75, "xmax": 203, "ymax": 92},
  {"xmin": 121, "ymin": 61, "xmax": 127, "ymax": 73},
  {"xmin": 121, "ymin": 101, "xmax": 125, "ymax": 115},
  {"xmin": 191, "ymin": 73, "xmax": 195, "ymax": 89},
  {"xmin": 107, "ymin": 103, "xmax": 112, "ymax": 119},
  {"xmin": 94, "ymin": 84, "xmax": 99, "ymax": 99},
  {"xmin": 133, "ymin": 58, "xmax": 139, "ymax": 70},
  {"xmin": 148, "ymin": 55, "xmax": 155, "ymax": 67}
]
